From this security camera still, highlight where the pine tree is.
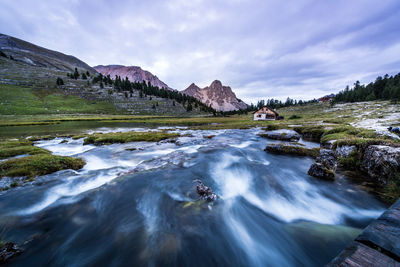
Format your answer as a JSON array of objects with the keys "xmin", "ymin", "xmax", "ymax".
[
  {"xmin": 186, "ymin": 102, "xmax": 193, "ymax": 112},
  {"xmin": 56, "ymin": 77, "xmax": 64, "ymax": 86},
  {"xmin": 81, "ymin": 73, "xmax": 87, "ymax": 80},
  {"xmin": 73, "ymin": 68, "xmax": 79, "ymax": 79}
]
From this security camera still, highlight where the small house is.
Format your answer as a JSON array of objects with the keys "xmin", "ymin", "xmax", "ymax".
[
  {"xmin": 253, "ymin": 106, "xmax": 280, "ymax": 120},
  {"xmin": 318, "ymin": 93, "xmax": 335, "ymax": 103}
]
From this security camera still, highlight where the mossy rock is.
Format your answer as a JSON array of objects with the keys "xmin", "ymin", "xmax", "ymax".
[
  {"xmin": 293, "ymin": 126, "xmax": 325, "ymax": 142},
  {"xmin": 265, "ymin": 144, "xmax": 320, "ymax": 158}
]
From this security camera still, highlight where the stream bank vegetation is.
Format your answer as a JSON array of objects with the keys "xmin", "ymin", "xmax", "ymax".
[
  {"xmin": 83, "ymin": 131, "xmax": 181, "ymax": 145},
  {"xmin": 0, "ymin": 98, "xmax": 399, "ymax": 202},
  {"xmin": 0, "ymin": 140, "xmax": 85, "ymax": 188}
]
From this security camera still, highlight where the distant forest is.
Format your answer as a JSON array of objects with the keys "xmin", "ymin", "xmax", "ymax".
[{"xmin": 334, "ymin": 73, "xmax": 400, "ymax": 103}]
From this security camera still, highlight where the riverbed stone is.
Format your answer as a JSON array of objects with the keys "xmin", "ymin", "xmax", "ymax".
[
  {"xmin": 316, "ymin": 149, "xmax": 337, "ymax": 170},
  {"xmin": 259, "ymin": 129, "xmax": 301, "ymax": 142},
  {"xmin": 265, "ymin": 144, "xmax": 320, "ymax": 158},
  {"xmin": 194, "ymin": 179, "xmax": 217, "ymax": 201},
  {"xmin": 335, "ymin": 145, "xmax": 356, "ymax": 158},
  {"xmin": 0, "ymin": 241, "xmax": 22, "ymax": 264},
  {"xmin": 308, "ymin": 163, "xmax": 335, "ymax": 181},
  {"xmin": 361, "ymin": 145, "xmax": 400, "ymax": 184}
]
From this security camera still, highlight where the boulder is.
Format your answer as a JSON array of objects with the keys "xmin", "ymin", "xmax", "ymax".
[
  {"xmin": 316, "ymin": 149, "xmax": 337, "ymax": 170},
  {"xmin": 0, "ymin": 242, "xmax": 22, "ymax": 264},
  {"xmin": 335, "ymin": 145, "xmax": 356, "ymax": 158},
  {"xmin": 265, "ymin": 144, "xmax": 320, "ymax": 158},
  {"xmin": 321, "ymin": 140, "xmax": 336, "ymax": 150},
  {"xmin": 194, "ymin": 179, "xmax": 218, "ymax": 201},
  {"xmin": 259, "ymin": 130, "xmax": 301, "ymax": 142},
  {"xmin": 308, "ymin": 163, "xmax": 335, "ymax": 181},
  {"xmin": 362, "ymin": 145, "xmax": 400, "ymax": 184}
]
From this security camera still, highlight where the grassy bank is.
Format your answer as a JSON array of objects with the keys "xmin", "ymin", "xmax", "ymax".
[
  {"xmin": 0, "ymin": 154, "xmax": 85, "ymax": 178},
  {"xmin": 0, "ymin": 84, "xmax": 118, "ymax": 115},
  {"xmin": 83, "ymin": 131, "xmax": 181, "ymax": 145}
]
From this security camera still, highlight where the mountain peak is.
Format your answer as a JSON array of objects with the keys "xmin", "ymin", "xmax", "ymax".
[
  {"xmin": 210, "ymin": 80, "xmax": 223, "ymax": 88},
  {"xmin": 182, "ymin": 80, "xmax": 247, "ymax": 111}
]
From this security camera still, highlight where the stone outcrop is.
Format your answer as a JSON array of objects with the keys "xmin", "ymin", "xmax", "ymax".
[
  {"xmin": 194, "ymin": 179, "xmax": 217, "ymax": 201},
  {"xmin": 335, "ymin": 145, "xmax": 356, "ymax": 158},
  {"xmin": 0, "ymin": 241, "xmax": 22, "ymax": 264},
  {"xmin": 94, "ymin": 65, "xmax": 173, "ymax": 90},
  {"xmin": 308, "ymin": 149, "xmax": 337, "ymax": 180},
  {"xmin": 182, "ymin": 80, "xmax": 247, "ymax": 111},
  {"xmin": 316, "ymin": 149, "xmax": 337, "ymax": 170},
  {"xmin": 265, "ymin": 144, "xmax": 320, "ymax": 158},
  {"xmin": 361, "ymin": 145, "xmax": 400, "ymax": 184},
  {"xmin": 259, "ymin": 129, "xmax": 300, "ymax": 142},
  {"xmin": 308, "ymin": 163, "xmax": 335, "ymax": 180}
]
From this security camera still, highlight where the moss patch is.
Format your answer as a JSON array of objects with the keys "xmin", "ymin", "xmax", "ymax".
[
  {"xmin": 293, "ymin": 126, "xmax": 325, "ymax": 142},
  {"xmin": 0, "ymin": 154, "xmax": 85, "ymax": 178},
  {"xmin": 83, "ymin": 131, "xmax": 181, "ymax": 145},
  {"xmin": 0, "ymin": 140, "xmax": 49, "ymax": 159},
  {"xmin": 265, "ymin": 144, "xmax": 320, "ymax": 158}
]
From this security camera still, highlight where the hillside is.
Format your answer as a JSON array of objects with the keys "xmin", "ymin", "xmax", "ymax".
[
  {"xmin": 0, "ymin": 33, "xmax": 95, "ymax": 73},
  {"xmin": 0, "ymin": 34, "xmax": 207, "ymax": 116}
]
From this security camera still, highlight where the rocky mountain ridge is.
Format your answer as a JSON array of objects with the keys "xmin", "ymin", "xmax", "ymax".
[
  {"xmin": 182, "ymin": 80, "xmax": 247, "ymax": 111},
  {"xmin": 94, "ymin": 65, "xmax": 173, "ymax": 90},
  {"xmin": 0, "ymin": 33, "xmax": 95, "ymax": 73}
]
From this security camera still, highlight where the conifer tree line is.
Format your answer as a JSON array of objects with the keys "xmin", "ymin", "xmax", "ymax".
[
  {"xmin": 223, "ymin": 98, "xmax": 318, "ymax": 116},
  {"xmin": 89, "ymin": 73, "xmax": 216, "ymax": 113},
  {"xmin": 333, "ymin": 73, "xmax": 400, "ymax": 103}
]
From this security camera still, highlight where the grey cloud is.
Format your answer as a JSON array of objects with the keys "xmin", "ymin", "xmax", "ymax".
[{"xmin": 0, "ymin": 0, "xmax": 399, "ymax": 103}]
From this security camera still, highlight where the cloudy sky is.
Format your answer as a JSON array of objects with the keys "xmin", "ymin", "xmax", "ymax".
[{"xmin": 1, "ymin": 0, "xmax": 400, "ymax": 103}]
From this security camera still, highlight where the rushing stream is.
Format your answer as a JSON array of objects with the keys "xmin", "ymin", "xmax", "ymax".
[{"xmin": 0, "ymin": 127, "xmax": 386, "ymax": 266}]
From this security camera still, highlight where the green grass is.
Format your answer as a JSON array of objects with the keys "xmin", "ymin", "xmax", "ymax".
[
  {"xmin": 0, "ymin": 140, "xmax": 50, "ymax": 159},
  {"xmin": 0, "ymin": 154, "xmax": 85, "ymax": 178},
  {"xmin": 83, "ymin": 131, "xmax": 181, "ymax": 145},
  {"xmin": 0, "ymin": 84, "xmax": 118, "ymax": 115}
]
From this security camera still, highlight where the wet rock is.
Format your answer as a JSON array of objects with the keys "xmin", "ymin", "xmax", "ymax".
[
  {"xmin": 194, "ymin": 179, "xmax": 217, "ymax": 201},
  {"xmin": 335, "ymin": 145, "xmax": 356, "ymax": 158},
  {"xmin": 316, "ymin": 149, "xmax": 337, "ymax": 170},
  {"xmin": 265, "ymin": 144, "xmax": 320, "ymax": 158},
  {"xmin": 259, "ymin": 129, "xmax": 301, "ymax": 142},
  {"xmin": 362, "ymin": 145, "xmax": 400, "ymax": 184},
  {"xmin": 321, "ymin": 140, "xmax": 336, "ymax": 150},
  {"xmin": 204, "ymin": 135, "xmax": 216, "ymax": 139},
  {"xmin": 0, "ymin": 241, "xmax": 22, "ymax": 264},
  {"xmin": 308, "ymin": 163, "xmax": 335, "ymax": 181},
  {"xmin": 59, "ymin": 139, "xmax": 68, "ymax": 144}
]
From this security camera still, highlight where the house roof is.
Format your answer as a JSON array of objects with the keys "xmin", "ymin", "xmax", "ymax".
[{"xmin": 253, "ymin": 106, "xmax": 279, "ymax": 115}]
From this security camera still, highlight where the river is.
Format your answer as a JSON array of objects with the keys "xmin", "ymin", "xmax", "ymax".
[{"xmin": 0, "ymin": 127, "xmax": 386, "ymax": 266}]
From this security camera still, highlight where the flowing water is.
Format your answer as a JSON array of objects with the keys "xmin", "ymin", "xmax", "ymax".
[{"xmin": 0, "ymin": 127, "xmax": 386, "ymax": 266}]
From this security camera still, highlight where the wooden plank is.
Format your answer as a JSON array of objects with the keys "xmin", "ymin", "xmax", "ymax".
[
  {"xmin": 356, "ymin": 199, "xmax": 400, "ymax": 258},
  {"xmin": 327, "ymin": 242, "xmax": 400, "ymax": 267}
]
